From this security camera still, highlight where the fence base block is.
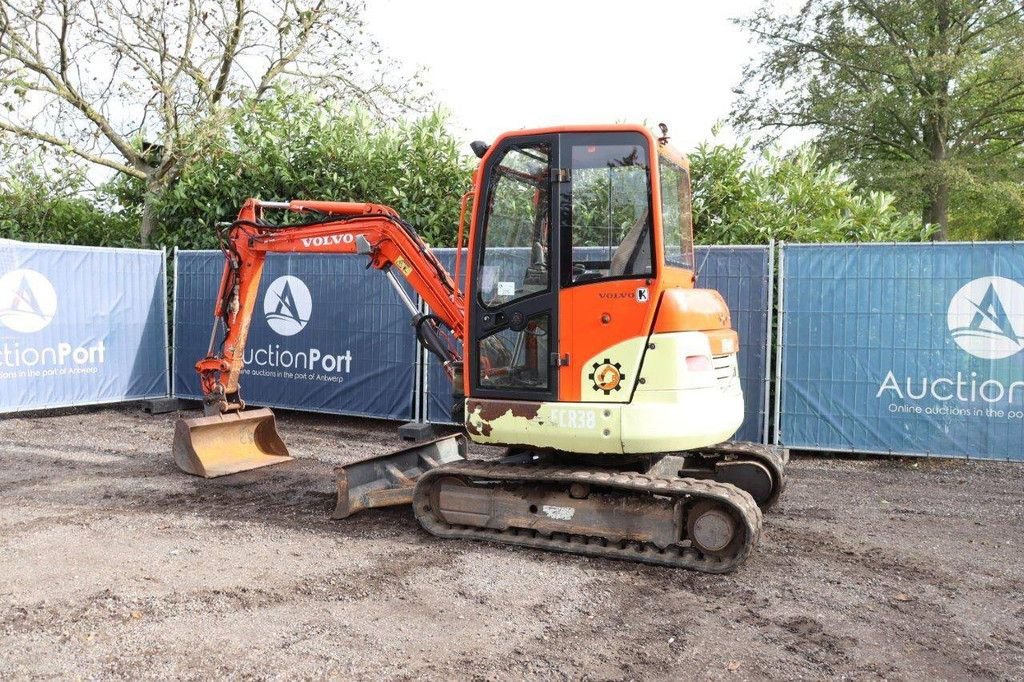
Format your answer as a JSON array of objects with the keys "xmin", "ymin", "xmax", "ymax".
[
  {"xmin": 143, "ymin": 397, "xmax": 186, "ymax": 415},
  {"xmin": 398, "ymin": 421, "xmax": 436, "ymax": 442}
]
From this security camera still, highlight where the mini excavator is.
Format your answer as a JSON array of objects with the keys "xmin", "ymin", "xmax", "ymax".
[{"xmin": 172, "ymin": 124, "xmax": 787, "ymax": 572}]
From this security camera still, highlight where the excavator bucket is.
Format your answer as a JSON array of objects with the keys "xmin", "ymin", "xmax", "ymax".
[
  {"xmin": 333, "ymin": 433, "xmax": 467, "ymax": 519},
  {"xmin": 172, "ymin": 408, "xmax": 293, "ymax": 478}
]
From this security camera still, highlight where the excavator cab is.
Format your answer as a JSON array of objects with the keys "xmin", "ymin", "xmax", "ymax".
[{"xmin": 458, "ymin": 128, "xmax": 749, "ymax": 457}]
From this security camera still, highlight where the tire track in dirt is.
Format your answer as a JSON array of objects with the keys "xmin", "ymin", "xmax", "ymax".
[{"xmin": 1, "ymin": 546, "xmax": 458, "ymax": 638}]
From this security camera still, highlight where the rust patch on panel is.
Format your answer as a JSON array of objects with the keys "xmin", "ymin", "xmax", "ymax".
[
  {"xmin": 465, "ymin": 399, "xmax": 543, "ymax": 439},
  {"xmin": 467, "ymin": 399, "xmax": 543, "ymax": 422},
  {"xmin": 465, "ymin": 416, "xmax": 492, "ymax": 437}
]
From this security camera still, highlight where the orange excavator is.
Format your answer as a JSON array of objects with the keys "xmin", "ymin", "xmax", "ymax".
[{"xmin": 172, "ymin": 124, "xmax": 787, "ymax": 572}]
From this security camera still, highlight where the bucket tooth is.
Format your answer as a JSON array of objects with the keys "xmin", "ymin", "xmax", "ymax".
[
  {"xmin": 333, "ymin": 434, "xmax": 467, "ymax": 519},
  {"xmin": 172, "ymin": 408, "xmax": 293, "ymax": 478}
]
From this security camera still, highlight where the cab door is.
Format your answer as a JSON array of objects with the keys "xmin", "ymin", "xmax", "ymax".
[
  {"xmin": 556, "ymin": 131, "xmax": 659, "ymax": 403},
  {"xmin": 468, "ymin": 136, "xmax": 561, "ymax": 402}
]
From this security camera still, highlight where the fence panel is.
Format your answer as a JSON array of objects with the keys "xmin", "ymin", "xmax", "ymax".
[
  {"xmin": 695, "ymin": 246, "xmax": 771, "ymax": 443},
  {"xmin": 173, "ymin": 251, "xmax": 417, "ymax": 421},
  {"xmin": 778, "ymin": 243, "xmax": 1024, "ymax": 461},
  {"xmin": 0, "ymin": 240, "xmax": 167, "ymax": 412},
  {"xmin": 425, "ymin": 246, "xmax": 771, "ymax": 444}
]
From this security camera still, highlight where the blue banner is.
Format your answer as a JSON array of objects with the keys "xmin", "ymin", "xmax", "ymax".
[
  {"xmin": 0, "ymin": 240, "xmax": 168, "ymax": 412},
  {"xmin": 424, "ymin": 246, "xmax": 771, "ymax": 444},
  {"xmin": 779, "ymin": 243, "xmax": 1024, "ymax": 461},
  {"xmin": 173, "ymin": 251, "xmax": 417, "ymax": 421}
]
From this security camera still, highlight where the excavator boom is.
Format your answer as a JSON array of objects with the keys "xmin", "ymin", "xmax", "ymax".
[{"xmin": 173, "ymin": 198, "xmax": 468, "ymax": 478}]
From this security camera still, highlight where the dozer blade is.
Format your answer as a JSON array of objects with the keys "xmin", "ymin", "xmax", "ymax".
[
  {"xmin": 172, "ymin": 408, "xmax": 293, "ymax": 478},
  {"xmin": 333, "ymin": 433, "xmax": 467, "ymax": 519}
]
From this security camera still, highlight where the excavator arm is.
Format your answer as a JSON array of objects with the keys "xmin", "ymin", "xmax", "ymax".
[
  {"xmin": 198, "ymin": 198, "xmax": 466, "ymax": 414},
  {"xmin": 172, "ymin": 198, "xmax": 468, "ymax": 479}
]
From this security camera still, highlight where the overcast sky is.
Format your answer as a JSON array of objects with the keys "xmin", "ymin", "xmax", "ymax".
[{"xmin": 365, "ymin": 0, "xmax": 766, "ymax": 151}]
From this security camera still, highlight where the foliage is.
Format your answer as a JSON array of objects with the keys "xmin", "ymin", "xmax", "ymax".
[
  {"xmin": 733, "ymin": 1, "xmax": 1024, "ymax": 239},
  {"xmin": 947, "ymin": 161, "xmax": 1024, "ymax": 241},
  {"xmin": 108, "ymin": 92, "xmax": 473, "ymax": 250},
  {"xmin": 0, "ymin": 159, "xmax": 135, "ymax": 246},
  {"xmin": 0, "ymin": 0, "xmax": 423, "ymax": 244},
  {"xmin": 1, "ymin": 105, "xmax": 934, "ymax": 252},
  {"xmin": 690, "ymin": 141, "xmax": 934, "ymax": 244}
]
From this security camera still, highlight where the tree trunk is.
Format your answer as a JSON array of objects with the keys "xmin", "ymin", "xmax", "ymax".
[
  {"xmin": 924, "ymin": 181, "xmax": 950, "ymax": 241},
  {"xmin": 922, "ymin": 106, "xmax": 950, "ymax": 239},
  {"xmin": 140, "ymin": 187, "xmax": 157, "ymax": 247},
  {"xmin": 923, "ymin": 0, "xmax": 951, "ymax": 241},
  {"xmin": 923, "ymin": 124, "xmax": 949, "ymax": 240}
]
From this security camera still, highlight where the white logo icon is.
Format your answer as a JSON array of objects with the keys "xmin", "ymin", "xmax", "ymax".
[
  {"xmin": 264, "ymin": 276, "xmax": 312, "ymax": 336},
  {"xmin": 635, "ymin": 287, "xmax": 648, "ymax": 303},
  {"xmin": 0, "ymin": 269, "xmax": 57, "ymax": 333},
  {"xmin": 947, "ymin": 276, "xmax": 1024, "ymax": 360}
]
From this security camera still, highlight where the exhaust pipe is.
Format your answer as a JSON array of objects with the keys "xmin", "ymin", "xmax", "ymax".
[{"xmin": 172, "ymin": 408, "xmax": 293, "ymax": 478}]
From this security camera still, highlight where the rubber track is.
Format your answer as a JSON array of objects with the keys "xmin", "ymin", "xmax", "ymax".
[
  {"xmin": 412, "ymin": 460, "xmax": 763, "ymax": 573},
  {"xmin": 696, "ymin": 441, "xmax": 788, "ymax": 510}
]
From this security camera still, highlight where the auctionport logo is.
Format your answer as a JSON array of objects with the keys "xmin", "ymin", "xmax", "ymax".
[
  {"xmin": 0, "ymin": 268, "xmax": 106, "ymax": 374},
  {"xmin": 878, "ymin": 274, "xmax": 1024, "ymax": 413},
  {"xmin": 249, "ymin": 273, "xmax": 352, "ymax": 380},
  {"xmin": 0, "ymin": 269, "xmax": 57, "ymax": 334},
  {"xmin": 947, "ymin": 276, "xmax": 1024, "ymax": 360},
  {"xmin": 264, "ymin": 275, "xmax": 311, "ymax": 336}
]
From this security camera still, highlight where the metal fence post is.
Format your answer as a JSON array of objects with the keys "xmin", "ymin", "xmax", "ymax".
[
  {"xmin": 772, "ymin": 242, "xmax": 785, "ymax": 446},
  {"xmin": 162, "ymin": 247, "xmax": 171, "ymax": 398},
  {"xmin": 414, "ymin": 297, "xmax": 426, "ymax": 423},
  {"xmin": 763, "ymin": 240, "xmax": 775, "ymax": 444}
]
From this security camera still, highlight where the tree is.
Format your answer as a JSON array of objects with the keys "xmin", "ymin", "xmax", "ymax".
[
  {"xmin": 0, "ymin": 0, "xmax": 422, "ymax": 245},
  {"xmin": 107, "ymin": 91, "xmax": 473, "ymax": 250},
  {"xmin": 690, "ymin": 140, "xmax": 932, "ymax": 244},
  {"xmin": 732, "ymin": 1, "xmax": 1024, "ymax": 240}
]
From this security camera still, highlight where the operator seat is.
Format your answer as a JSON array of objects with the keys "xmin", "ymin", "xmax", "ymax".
[{"xmin": 609, "ymin": 208, "xmax": 651, "ymax": 276}]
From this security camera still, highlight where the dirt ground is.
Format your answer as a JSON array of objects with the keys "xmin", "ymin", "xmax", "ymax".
[{"xmin": 1, "ymin": 405, "xmax": 1022, "ymax": 680}]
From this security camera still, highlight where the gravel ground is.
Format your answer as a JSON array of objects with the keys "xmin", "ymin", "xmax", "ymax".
[{"xmin": 1, "ymin": 405, "xmax": 1022, "ymax": 680}]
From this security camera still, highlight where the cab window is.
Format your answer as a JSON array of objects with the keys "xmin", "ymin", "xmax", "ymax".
[
  {"xmin": 658, "ymin": 154, "xmax": 695, "ymax": 270},
  {"xmin": 565, "ymin": 138, "xmax": 653, "ymax": 284},
  {"xmin": 476, "ymin": 144, "xmax": 551, "ymax": 308}
]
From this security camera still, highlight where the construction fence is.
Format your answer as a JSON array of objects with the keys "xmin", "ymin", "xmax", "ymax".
[
  {"xmin": 776, "ymin": 242, "xmax": 1024, "ymax": 461},
  {"xmin": 2, "ymin": 237, "xmax": 1022, "ymax": 461},
  {"xmin": 172, "ymin": 246, "xmax": 771, "ymax": 438},
  {"xmin": 0, "ymin": 240, "xmax": 168, "ymax": 412}
]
